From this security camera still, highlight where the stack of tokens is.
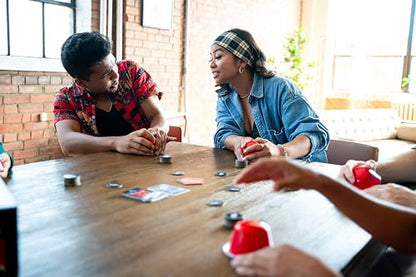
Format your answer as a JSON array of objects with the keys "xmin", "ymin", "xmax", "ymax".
[
  {"xmin": 159, "ymin": 154, "xmax": 172, "ymax": 164},
  {"xmin": 64, "ymin": 174, "xmax": 81, "ymax": 186},
  {"xmin": 235, "ymin": 159, "xmax": 248, "ymax": 168},
  {"xmin": 224, "ymin": 212, "xmax": 243, "ymax": 229}
]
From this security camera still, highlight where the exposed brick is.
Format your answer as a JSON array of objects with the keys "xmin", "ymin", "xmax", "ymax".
[
  {"xmin": 3, "ymin": 133, "xmax": 17, "ymax": 142},
  {"xmin": 19, "ymin": 85, "xmax": 44, "ymax": 94},
  {"xmin": 43, "ymin": 128, "xmax": 56, "ymax": 138},
  {"xmin": 24, "ymin": 156, "xmax": 49, "ymax": 164},
  {"xmin": 3, "ymin": 141, "xmax": 24, "ymax": 151},
  {"xmin": 39, "ymin": 145, "xmax": 62, "ymax": 156},
  {"xmin": 31, "ymin": 130, "xmax": 43, "ymax": 139},
  {"xmin": 11, "ymin": 76, "xmax": 25, "ymax": 85},
  {"xmin": 3, "ymin": 114, "xmax": 23, "ymax": 124},
  {"xmin": 44, "ymin": 85, "xmax": 63, "ymax": 94},
  {"xmin": 50, "ymin": 76, "xmax": 62, "ymax": 85},
  {"xmin": 38, "ymin": 76, "xmax": 51, "ymax": 85},
  {"xmin": 25, "ymin": 76, "xmax": 38, "ymax": 85},
  {"xmin": 3, "ymin": 95, "xmax": 30, "ymax": 104},
  {"xmin": 0, "ymin": 123, "xmax": 23, "ymax": 133},
  {"xmin": 21, "ymin": 114, "xmax": 31, "ymax": 123},
  {"xmin": 0, "ymin": 75, "xmax": 12, "ymax": 85},
  {"xmin": 31, "ymin": 94, "xmax": 53, "ymax": 103},
  {"xmin": 13, "ymin": 148, "xmax": 38, "ymax": 160},
  {"xmin": 18, "ymin": 132, "xmax": 31, "ymax": 141},
  {"xmin": 18, "ymin": 104, "xmax": 44, "ymax": 113},
  {"xmin": 4, "ymin": 105, "xmax": 18, "ymax": 113},
  {"xmin": 13, "ymin": 160, "xmax": 24, "ymax": 166},
  {"xmin": 0, "ymin": 85, "xmax": 19, "ymax": 94},
  {"xmin": 24, "ymin": 138, "xmax": 48, "ymax": 149},
  {"xmin": 62, "ymin": 76, "xmax": 73, "ymax": 85},
  {"xmin": 23, "ymin": 122, "xmax": 49, "ymax": 131}
]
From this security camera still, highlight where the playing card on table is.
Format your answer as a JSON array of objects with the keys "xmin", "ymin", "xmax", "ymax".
[
  {"xmin": 148, "ymin": 184, "xmax": 190, "ymax": 196},
  {"xmin": 121, "ymin": 188, "xmax": 169, "ymax": 203},
  {"xmin": 176, "ymin": 177, "xmax": 204, "ymax": 186}
]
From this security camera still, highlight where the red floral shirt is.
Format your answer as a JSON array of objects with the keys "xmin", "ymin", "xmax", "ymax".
[{"xmin": 54, "ymin": 60, "xmax": 158, "ymax": 135}]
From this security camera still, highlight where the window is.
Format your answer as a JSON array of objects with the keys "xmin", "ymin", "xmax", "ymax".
[
  {"xmin": 330, "ymin": 0, "xmax": 413, "ymax": 95},
  {"xmin": 0, "ymin": 0, "xmax": 91, "ymax": 72}
]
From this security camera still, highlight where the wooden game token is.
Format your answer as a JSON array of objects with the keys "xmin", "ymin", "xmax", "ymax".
[
  {"xmin": 106, "ymin": 181, "xmax": 124, "ymax": 188},
  {"xmin": 226, "ymin": 186, "xmax": 241, "ymax": 192},
  {"xmin": 235, "ymin": 159, "xmax": 248, "ymax": 168},
  {"xmin": 159, "ymin": 154, "xmax": 172, "ymax": 164},
  {"xmin": 207, "ymin": 200, "xmax": 225, "ymax": 207},
  {"xmin": 64, "ymin": 174, "xmax": 81, "ymax": 186},
  {"xmin": 214, "ymin": 171, "xmax": 227, "ymax": 177},
  {"xmin": 224, "ymin": 212, "xmax": 243, "ymax": 229},
  {"xmin": 171, "ymin": 171, "xmax": 185, "ymax": 176}
]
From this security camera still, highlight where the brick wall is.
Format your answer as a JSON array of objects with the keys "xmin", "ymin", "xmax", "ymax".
[
  {"xmin": 0, "ymin": 1, "xmax": 101, "ymax": 166},
  {"xmin": 123, "ymin": 0, "xmax": 185, "ymax": 113},
  {"xmin": 0, "ymin": 0, "xmax": 300, "ymax": 165},
  {"xmin": 0, "ymin": 71, "xmax": 70, "ymax": 165}
]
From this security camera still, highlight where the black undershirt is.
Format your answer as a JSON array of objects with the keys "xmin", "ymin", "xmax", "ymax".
[{"xmin": 96, "ymin": 106, "xmax": 134, "ymax": 136}]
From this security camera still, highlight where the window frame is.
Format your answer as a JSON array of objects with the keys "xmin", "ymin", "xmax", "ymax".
[{"xmin": 0, "ymin": 0, "xmax": 90, "ymax": 72}]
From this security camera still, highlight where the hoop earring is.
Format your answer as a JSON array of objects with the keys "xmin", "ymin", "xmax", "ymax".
[{"xmin": 238, "ymin": 66, "xmax": 244, "ymax": 74}]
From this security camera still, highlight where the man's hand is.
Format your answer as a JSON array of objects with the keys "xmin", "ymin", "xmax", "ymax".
[
  {"xmin": 231, "ymin": 245, "xmax": 339, "ymax": 277},
  {"xmin": 115, "ymin": 129, "xmax": 158, "ymax": 155},
  {"xmin": 365, "ymin": 183, "xmax": 416, "ymax": 209}
]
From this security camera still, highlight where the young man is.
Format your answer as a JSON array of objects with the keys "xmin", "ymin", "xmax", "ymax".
[{"xmin": 54, "ymin": 31, "xmax": 171, "ymax": 156}]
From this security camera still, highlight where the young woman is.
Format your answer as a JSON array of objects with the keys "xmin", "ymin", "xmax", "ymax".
[{"xmin": 210, "ymin": 29, "xmax": 329, "ymax": 162}]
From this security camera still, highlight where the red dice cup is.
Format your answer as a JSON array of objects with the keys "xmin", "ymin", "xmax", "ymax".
[
  {"xmin": 241, "ymin": 141, "xmax": 259, "ymax": 157},
  {"xmin": 229, "ymin": 220, "xmax": 273, "ymax": 255},
  {"xmin": 353, "ymin": 165, "xmax": 382, "ymax": 190}
]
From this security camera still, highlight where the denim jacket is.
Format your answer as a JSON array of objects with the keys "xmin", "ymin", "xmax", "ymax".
[{"xmin": 213, "ymin": 73, "xmax": 330, "ymax": 162}]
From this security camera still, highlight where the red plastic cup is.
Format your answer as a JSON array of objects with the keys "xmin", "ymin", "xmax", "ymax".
[
  {"xmin": 353, "ymin": 165, "xmax": 382, "ymax": 190},
  {"xmin": 144, "ymin": 137, "xmax": 156, "ymax": 145},
  {"xmin": 229, "ymin": 220, "xmax": 273, "ymax": 255},
  {"xmin": 241, "ymin": 140, "xmax": 259, "ymax": 157}
]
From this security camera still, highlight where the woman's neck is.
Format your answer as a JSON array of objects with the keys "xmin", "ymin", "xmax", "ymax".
[{"xmin": 231, "ymin": 72, "xmax": 254, "ymax": 98}]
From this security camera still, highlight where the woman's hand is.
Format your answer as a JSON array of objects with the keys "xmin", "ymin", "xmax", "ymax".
[
  {"xmin": 242, "ymin": 138, "xmax": 284, "ymax": 162},
  {"xmin": 0, "ymin": 153, "xmax": 12, "ymax": 179}
]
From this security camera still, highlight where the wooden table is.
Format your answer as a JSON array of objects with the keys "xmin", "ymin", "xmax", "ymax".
[{"xmin": 5, "ymin": 143, "xmax": 384, "ymax": 276}]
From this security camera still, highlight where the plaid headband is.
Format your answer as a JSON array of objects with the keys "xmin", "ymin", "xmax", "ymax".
[{"xmin": 213, "ymin": 31, "xmax": 255, "ymax": 67}]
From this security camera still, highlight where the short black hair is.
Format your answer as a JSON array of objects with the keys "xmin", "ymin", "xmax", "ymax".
[{"xmin": 61, "ymin": 31, "xmax": 112, "ymax": 80}]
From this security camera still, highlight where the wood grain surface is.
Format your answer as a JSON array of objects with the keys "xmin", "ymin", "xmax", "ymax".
[{"xmin": 5, "ymin": 142, "xmax": 383, "ymax": 277}]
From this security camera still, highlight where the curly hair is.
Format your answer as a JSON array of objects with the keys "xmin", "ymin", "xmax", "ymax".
[{"xmin": 61, "ymin": 31, "xmax": 112, "ymax": 80}]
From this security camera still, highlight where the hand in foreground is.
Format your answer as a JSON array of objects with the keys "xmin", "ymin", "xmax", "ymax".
[
  {"xmin": 234, "ymin": 158, "xmax": 320, "ymax": 192},
  {"xmin": 0, "ymin": 153, "xmax": 12, "ymax": 179},
  {"xmin": 231, "ymin": 245, "xmax": 340, "ymax": 277},
  {"xmin": 337, "ymin": 159, "xmax": 376, "ymax": 184},
  {"xmin": 365, "ymin": 183, "xmax": 416, "ymax": 209}
]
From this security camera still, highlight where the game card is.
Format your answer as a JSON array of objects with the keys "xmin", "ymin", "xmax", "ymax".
[
  {"xmin": 121, "ymin": 188, "xmax": 169, "ymax": 203},
  {"xmin": 176, "ymin": 177, "xmax": 204, "ymax": 185},
  {"xmin": 148, "ymin": 184, "xmax": 190, "ymax": 196}
]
